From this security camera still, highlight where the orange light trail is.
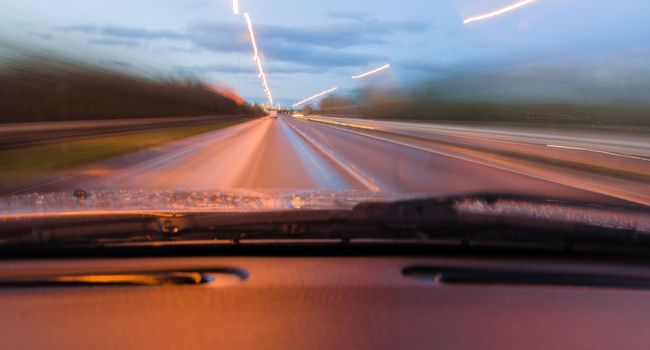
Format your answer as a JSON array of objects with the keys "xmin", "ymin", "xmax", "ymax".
[
  {"xmin": 244, "ymin": 12, "xmax": 273, "ymax": 105},
  {"xmin": 463, "ymin": 0, "xmax": 537, "ymax": 24},
  {"xmin": 232, "ymin": 0, "xmax": 239, "ymax": 15},
  {"xmin": 292, "ymin": 87, "xmax": 338, "ymax": 107},
  {"xmin": 351, "ymin": 64, "xmax": 391, "ymax": 79}
]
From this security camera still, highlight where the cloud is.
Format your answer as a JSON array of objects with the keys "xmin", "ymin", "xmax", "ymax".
[
  {"xmin": 183, "ymin": 22, "xmax": 248, "ymax": 53},
  {"xmin": 88, "ymin": 38, "xmax": 141, "ymax": 47},
  {"xmin": 327, "ymin": 11, "xmax": 374, "ymax": 21},
  {"xmin": 177, "ymin": 63, "xmax": 332, "ymax": 75},
  {"xmin": 398, "ymin": 61, "xmax": 463, "ymax": 77},
  {"xmin": 166, "ymin": 46, "xmax": 202, "ymax": 53},
  {"xmin": 191, "ymin": 64, "xmax": 253, "ymax": 74},
  {"xmin": 58, "ymin": 24, "xmax": 98, "ymax": 33},
  {"xmin": 59, "ymin": 24, "xmax": 185, "ymax": 40},
  {"xmin": 27, "ymin": 31, "xmax": 52, "ymax": 40},
  {"xmin": 99, "ymin": 26, "xmax": 184, "ymax": 40},
  {"xmin": 184, "ymin": 20, "xmax": 402, "ymax": 67},
  {"xmin": 99, "ymin": 59, "xmax": 133, "ymax": 68},
  {"xmin": 186, "ymin": 19, "xmax": 428, "ymax": 50},
  {"xmin": 264, "ymin": 43, "xmax": 383, "ymax": 67},
  {"xmin": 58, "ymin": 19, "xmax": 418, "ymax": 68}
]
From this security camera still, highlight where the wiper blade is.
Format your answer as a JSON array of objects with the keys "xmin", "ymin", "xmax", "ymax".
[{"xmin": 351, "ymin": 193, "xmax": 650, "ymax": 244}]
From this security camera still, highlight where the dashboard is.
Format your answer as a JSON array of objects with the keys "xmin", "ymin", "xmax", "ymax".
[{"xmin": 2, "ymin": 255, "xmax": 650, "ymax": 349}]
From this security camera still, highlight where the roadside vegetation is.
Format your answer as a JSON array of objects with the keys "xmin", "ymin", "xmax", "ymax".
[
  {"xmin": 0, "ymin": 119, "xmax": 245, "ymax": 188},
  {"xmin": 0, "ymin": 55, "xmax": 259, "ymax": 122},
  {"xmin": 317, "ymin": 85, "xmax": 650, "ymax": 128},
  {"xmin": 0, "ymin": 53, "xmax": 261, "ymax": 188}
]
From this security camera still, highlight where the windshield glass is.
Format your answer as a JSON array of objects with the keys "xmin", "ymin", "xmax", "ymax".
[{"xmin": 0, "ymin": 0, "xmax": 648, "ymax": 215}]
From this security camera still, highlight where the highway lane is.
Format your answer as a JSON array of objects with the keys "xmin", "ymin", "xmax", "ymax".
[
  {"xmin": 13, "ymin": 115, "xmax": 647, "ymax": 206},
  {"xmin": 302, "ymin": 115, "xmax": 650, "ymax": 176},
  {"xmin": 17, "ymin": 117, "xmax": 366, "ymax": 192},
  {"xmin": 294, "ymin": 115, "xmax": 650, "ymax": 205},
  {"xmin": 306, "ymin": 116, "xmax": 650, "ymax": 158}
]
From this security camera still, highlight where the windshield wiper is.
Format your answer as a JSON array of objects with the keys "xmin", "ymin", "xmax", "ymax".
[{"xmin": 0, "ymin": 193, "xmax": 648, "ymax": 253}]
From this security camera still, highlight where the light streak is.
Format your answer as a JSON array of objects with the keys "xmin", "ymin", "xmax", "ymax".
[
  {"xmin": 351, "ymin": 64, "xmax": 391, "ymax": 79},
  {"xmin": 546, "ymin": 144, "xmax": 650, "ymax": 162},
  {"xmin": 244, "ymin": 12, "xmax": 273, "ymax": 105},
  {"xmin": 463, "ymin": 0, "xmax": 537, "ymax": 24},
  {"xmin": 292, "ymin": 87, "xmax": 338, "ymax": 107},
  {"xmin": 232, "ymin": 0, "xmax": 239, "ymax": 15}
]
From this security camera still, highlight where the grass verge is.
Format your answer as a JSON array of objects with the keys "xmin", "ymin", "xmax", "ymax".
[{"xmin": 0, "ymin": 119, "xmax": 248, "ymax": 188}]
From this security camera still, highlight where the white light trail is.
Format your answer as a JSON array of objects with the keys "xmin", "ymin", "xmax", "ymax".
[
  {"xmin": 292, "ymin": 87, "xmax": 338, "ymax": 107},
  {"xmin": 351, "ymin": 64, "xmax": 391, "ymax": 79},
  {"xmin": 232, "ymin": 0, "xmax": 239, "ymax": 15},
  {"xmin": 546, "ymin": 144, "xmax": 650, "ymax": 162},
  {"xmin": 244, "ymin": 12, "xmax": 273, "ymax": 105},
  {"xmin": 463, "ymin": 0, "xmax": 537, "ymax": 24}
]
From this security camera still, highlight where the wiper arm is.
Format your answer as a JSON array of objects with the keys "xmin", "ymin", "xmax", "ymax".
[
  {"xmin": 0, "ymin": 209, "xmax": 357, "ymax": 247},
  {"xmin": 0, "ymin": 193, "xmax": 648, "ymax": 251},
  {"xmin": 0, "ymin": 199, "xmax": 458, "ymax": 248}
]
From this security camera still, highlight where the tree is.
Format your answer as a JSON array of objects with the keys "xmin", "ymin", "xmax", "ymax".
[{"xmin": 300, "ymin": 105, "xmax": 313, "ymax": 115}]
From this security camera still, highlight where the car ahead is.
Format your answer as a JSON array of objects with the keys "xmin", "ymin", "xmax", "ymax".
[{"xmin": 269, "ymin": 110, "xmax": 278, "ymax": 119}]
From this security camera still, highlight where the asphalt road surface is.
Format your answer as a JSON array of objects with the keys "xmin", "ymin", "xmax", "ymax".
[{"xmin": 16, "ymin": 115, "xmax": 650, "ymax": 205}]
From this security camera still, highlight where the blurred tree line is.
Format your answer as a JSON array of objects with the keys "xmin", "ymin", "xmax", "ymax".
[
  {"xmin": 318, "ymin": 86, "xmax": 650, "ymax": 127},
  {"xmin": 0, "ymin": 56, "xmax": 260, "ymax": 122}
]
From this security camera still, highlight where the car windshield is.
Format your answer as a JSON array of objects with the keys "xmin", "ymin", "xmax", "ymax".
[{"xmin": 0, "ymin": 0, "xmax": 648, "ymax": 217}]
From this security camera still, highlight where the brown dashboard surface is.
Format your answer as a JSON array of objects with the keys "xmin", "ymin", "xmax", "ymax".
[{"xmin": 1, "ymin": 256, "xmax": 650, "ymax": 350}]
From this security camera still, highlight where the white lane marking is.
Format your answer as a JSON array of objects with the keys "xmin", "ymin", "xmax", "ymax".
[
  {"xmin": 285, "ymin": 120, "xmax": 381, "ymax": 192},
  {"xmin": 546, "ymin": 144, "xmax": 650, "ymax": 162},
  {"xmin": 278, "ymin": 120, "xmax": 351, "ymax": 189},
  {"xmin": 318, "ymin": 116, "xmax": 650, "ymax": 153},
  {"xmin": 307, "ymin": 121, "xmax": 650, "ymax": 206}
]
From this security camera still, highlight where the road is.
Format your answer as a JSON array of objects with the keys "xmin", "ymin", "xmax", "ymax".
[{"xmin": 15, "ymin": 115, "xmax": 649, "ymax": 206}]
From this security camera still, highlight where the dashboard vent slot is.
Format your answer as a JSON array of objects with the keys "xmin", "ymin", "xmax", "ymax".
[
  {"xmin": 403, "ymin": 266, "xmax": 650, "ymax": 289},
  {"xmin": 0, "ymin": 270, "xmax": 246, "ymax": 287}
]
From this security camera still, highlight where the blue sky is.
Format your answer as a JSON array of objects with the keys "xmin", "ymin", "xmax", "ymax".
[{"xmin": 1, "ymin": 0, "xmax": 649, "ymax": 106}]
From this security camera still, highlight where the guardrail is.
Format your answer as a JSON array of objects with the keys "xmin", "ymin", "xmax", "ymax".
[{"xmin": 0, "ymin": 115, "xmax": 250, "ymax": 149}]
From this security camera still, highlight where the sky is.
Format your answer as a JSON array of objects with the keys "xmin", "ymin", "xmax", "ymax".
[{"xmin": 0, "ymin": 0, "xmax": 649, "ymax": 106}]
